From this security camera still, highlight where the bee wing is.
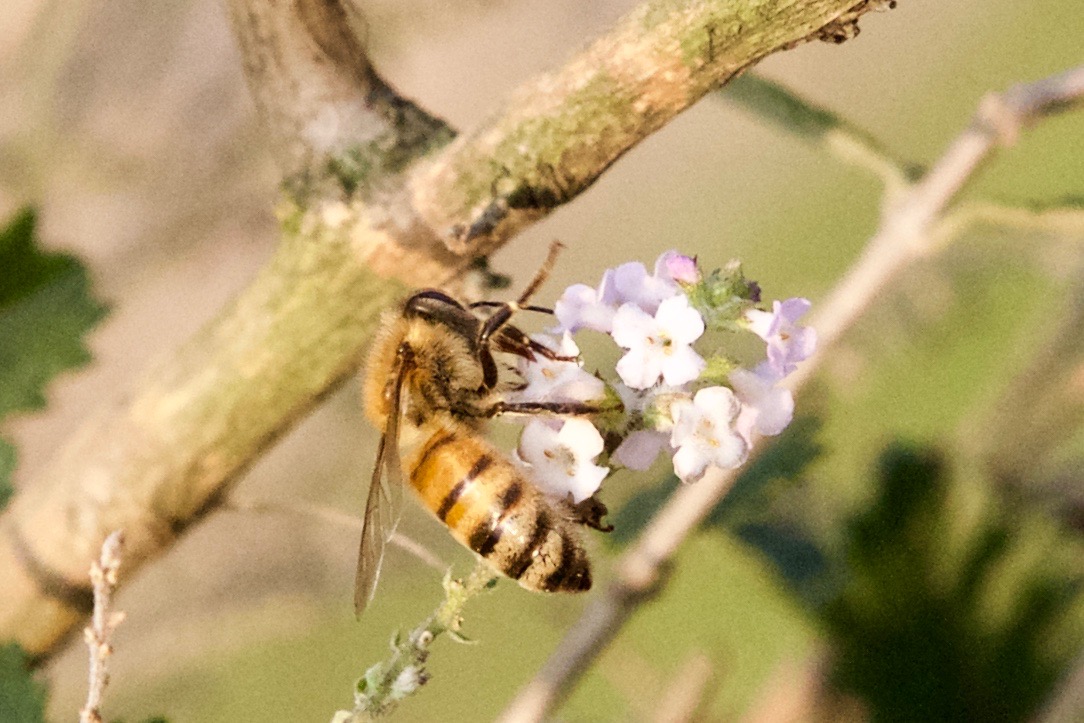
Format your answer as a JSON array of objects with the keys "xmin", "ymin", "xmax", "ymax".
[{"xmin": 354, "ymin": 350, "xmax": 410, "ymax": 616}]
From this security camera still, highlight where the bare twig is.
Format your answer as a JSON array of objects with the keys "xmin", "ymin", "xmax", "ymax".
[
  {"xmin": 652, "ymin": 652, "xmax": 715, "ymax": 723},
  {"xmin": 933, "ymin": 198, "xmax": 1084, "ymax": 248},
  {"xmin": 737, "ymin": 652, "xmax": 862, "ymax": 723},
  {"xmin": 0, "ymin": 0, "xmax": 887, "ymax": 659},
  {"xmin": 225, "ymin": 495, "xmax": 446, "ymax": 572},
  {"xmin": 403, "ymin": 0, "xmax": 893, "ymax": 257},
  {"xmin": 725, "ymin": 74, "xmax": 1084, "ymax": 242},
  {"xmin": 225, "ymin": 0, "xmax": 452, "ymax": 184},
  {"xmin": 792, "ymin": 64, "xmax": 1084, "ymax": 380},
  {"xmin": 497, "ymin": 64, "xmax": 1084, "ymax": 723},
  {"xmin": 79, "ymin": 530, "xmax": 126, "ymax": 723}
]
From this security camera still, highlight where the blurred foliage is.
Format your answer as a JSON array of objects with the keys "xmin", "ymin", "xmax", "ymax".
[
  {"xmin": 612, "ymin": 433, "xmax": 1083, "ymax": 721},
  {"xmin": 733, "ymin": 521, "xmax": 833, "ymax": 607},
  {"xmin": 963, "ymin": 268, "xmax": 1084, "ymax": 525},
  {"xmin": 0, "ymin": 206, "xmax": 106, "ymax": 513},
  {"xmin": 0, "ymin": 207, "xmax": 106, "ymax": 418},
  {"xmin": 824, "ymin": 445, "xmax": 1082, "ymax": 722},
  {"xmin": 724, "ymin": 74, "xmax": 924, "ymax": 181},
  {"xmin": 0, "ymin": 643, "xmax": 47, "ymax": 723},
  {"xmin": 0, "ymin": 206, "xmax": 107, "ymax": 712}
]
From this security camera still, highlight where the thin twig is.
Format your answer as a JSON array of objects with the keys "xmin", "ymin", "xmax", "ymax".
[
  {"xmin": 932, "ymin": 198, "xmax": 1084, "ymax": 248},
  {"xmin": 79, "ymin": 530, "xmax": 126, "ymax": 723},
  {"xmin": 651, "ymin": 652, "xmax": 715, "ymax": 723},
  {"xmin": 793, "ymin": 64, "xmax": 1084, "ymax": 377},
  {"xmin": 738, "ymin": 652, "xmax": 841, "ymax": 723},
  {"xmin": 724, "ymin": 74, "xmax": 1084, "ymax": 244},
  {"xmin": 497, "ymin": 63, "xmax": 1084, "ymax": 723},
  {"xmin": 225, "ymin": 495, "xmax": 446, "ymax": 572}
]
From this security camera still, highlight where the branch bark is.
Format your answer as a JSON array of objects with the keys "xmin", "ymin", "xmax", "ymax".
[
  {"xmin": 497, "ymin": 64, "xmax": 1084, "ymax": 723},
  {"xmin": 0, "ymin": 0, "xmax": 888, "ymax": 658}
]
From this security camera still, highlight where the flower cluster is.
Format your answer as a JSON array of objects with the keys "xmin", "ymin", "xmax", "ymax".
[{"xmin": 511, "ymin": 250, "xmax": 815, "ymax": 502}]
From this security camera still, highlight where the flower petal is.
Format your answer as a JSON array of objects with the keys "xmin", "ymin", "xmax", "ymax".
[
  {"xmin": 672, "ymin": 444, "xmax": 709, "ymax": 483},
  {"xmin": 661, "ymin": 345, "xmax": 705, "ymax": 387},
  {"xmin": 616, "ymin": 346, "xmax": 663, "ymax": 389},
  {"xmin": 614, "ymin": 430, "xmax": 669, "ymax": 470},
  {"xmin": 693, "ymin": 386, "xmax": 741, "ymax": 424},
  {"xmin": 518, "ymin": 419, "xmax": 560, "ymax": 463},
  {"xmin": 557, "ymin": 418, "xmax": 605, "ymax": 458},
  {"xmin": 611, "ymin": 303, "xmax": 655, "ymax": 348},
  {"xmin": 707, "ymin": 427, "xmax": 748, "ymax": 469},
  {"xmin": 655, "ymin": 296, "xmax": 705, "ymax": 345}
]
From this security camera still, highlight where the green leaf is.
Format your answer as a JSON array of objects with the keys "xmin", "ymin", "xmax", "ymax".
[
  {"xmin": 725, "ymin": 74, "xmax": 846, "ymax": 143},
  {"xmin": 824, "ymin": 444, "xmax": 1083, "ymax": 721},
  {"xmin": 0, "ymin": 643, "xmax": 47, "ymax": 723},
  {"xmin": 722, "ymin": 75, "xmax": 922, "ymax": 181},
  {"xmin": 0, "ymin": 207, "xmax": 107, "ymax": 418}
]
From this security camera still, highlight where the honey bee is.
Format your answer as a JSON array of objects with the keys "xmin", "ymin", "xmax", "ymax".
[{"xmin": 355, "ymin": 244, "xmax": 609, "ymax": 614}]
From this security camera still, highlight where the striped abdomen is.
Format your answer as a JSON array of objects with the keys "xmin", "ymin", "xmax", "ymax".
[{"xmin": 408, "ymin": 428, "xmax": 591, "ymax": 593}]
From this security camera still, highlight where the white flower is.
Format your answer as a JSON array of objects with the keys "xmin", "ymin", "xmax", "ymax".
[
  {"xmin": 512, "ymin": 333, "xmax": 605, "ymax": 404},
  {"xmin": 553, "ymin": 276, "xmax": 618, "ymax": 333},
  {"xmin": 609, "ymin": 260, "xmax": 680, "ymax": 315},
  {"xmin": 553, "ymin": 254, "xmax": 686, "ymax": 333},
  {"xmin": 745, "ymin": 297, "xmax": 817, "ymax": 378},
  {"xmin": 669, "ymin": 387, "xmax": 747, "ymax": 483},
  {"xmin": 730, "ymin": 363, "xmax": 794, "ymax": 442},
  {"xmin": 612, "ymin": 295, "xmax": 706, "ymax": 389},
  {"xmin": 517, "ymin": 419, "xmax": 610, "ymax": 503}
]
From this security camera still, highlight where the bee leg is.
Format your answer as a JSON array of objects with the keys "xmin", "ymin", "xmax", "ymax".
[
  {"xmin": 513, "ymin": 240, "xmax": 563, "ymax": 306},
  {"xmin": 469, "ymin": 300, "xmax": 552, "ymax": 315},
  {"xmin": 474, "ymin": 240, "xmax": 564, "ymax": 351},
  {"xmin": 473, "ymin": 240, "xmax": 566, "ymax": 389},
  {"xmin": 481, "ymin": 400, "xmax": 608, "ymax": 418},
  {"xmin": 568, "ymin": 496, "xmax": 613, "ymax": 533},
  {"xmin": 492, "ymin": 325, "xmax": 577, "ymax": 363}
]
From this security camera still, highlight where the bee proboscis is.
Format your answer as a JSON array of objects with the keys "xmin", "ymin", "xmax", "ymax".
[{"xmin": 355, "ymin": 244, "xmax": 607, "ymax": 615}]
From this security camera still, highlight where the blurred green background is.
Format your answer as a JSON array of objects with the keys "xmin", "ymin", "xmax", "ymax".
[{"xmin": 2, "ymin": 0, "xmax": 1083, "ymax": 720}]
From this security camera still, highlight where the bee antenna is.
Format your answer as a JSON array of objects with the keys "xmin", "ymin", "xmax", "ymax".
[{"xmin": 516, "ymin": 240, "xmax": 564, "ymax": 305}]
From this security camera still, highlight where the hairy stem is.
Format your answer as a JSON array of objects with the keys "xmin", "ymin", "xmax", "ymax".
[{"xmin": 334, "ymin": 563, "xmax": 499, "ymax": 721}]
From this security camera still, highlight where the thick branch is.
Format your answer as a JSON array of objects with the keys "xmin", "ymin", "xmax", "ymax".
[
  {"xmin": 497, "ymin": 64, "xmax": 1084, "ymax": 723},
  {"xmin": 226, "ymin": 0, "xmax": 451, "ymax": 185},
  {"xmin": 405, "ymin": 0, "xmax": 888, "ymax": 255},
  {"xmin": 0, "ymin": 0, "xmax": 889, "ymax": 658}
]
